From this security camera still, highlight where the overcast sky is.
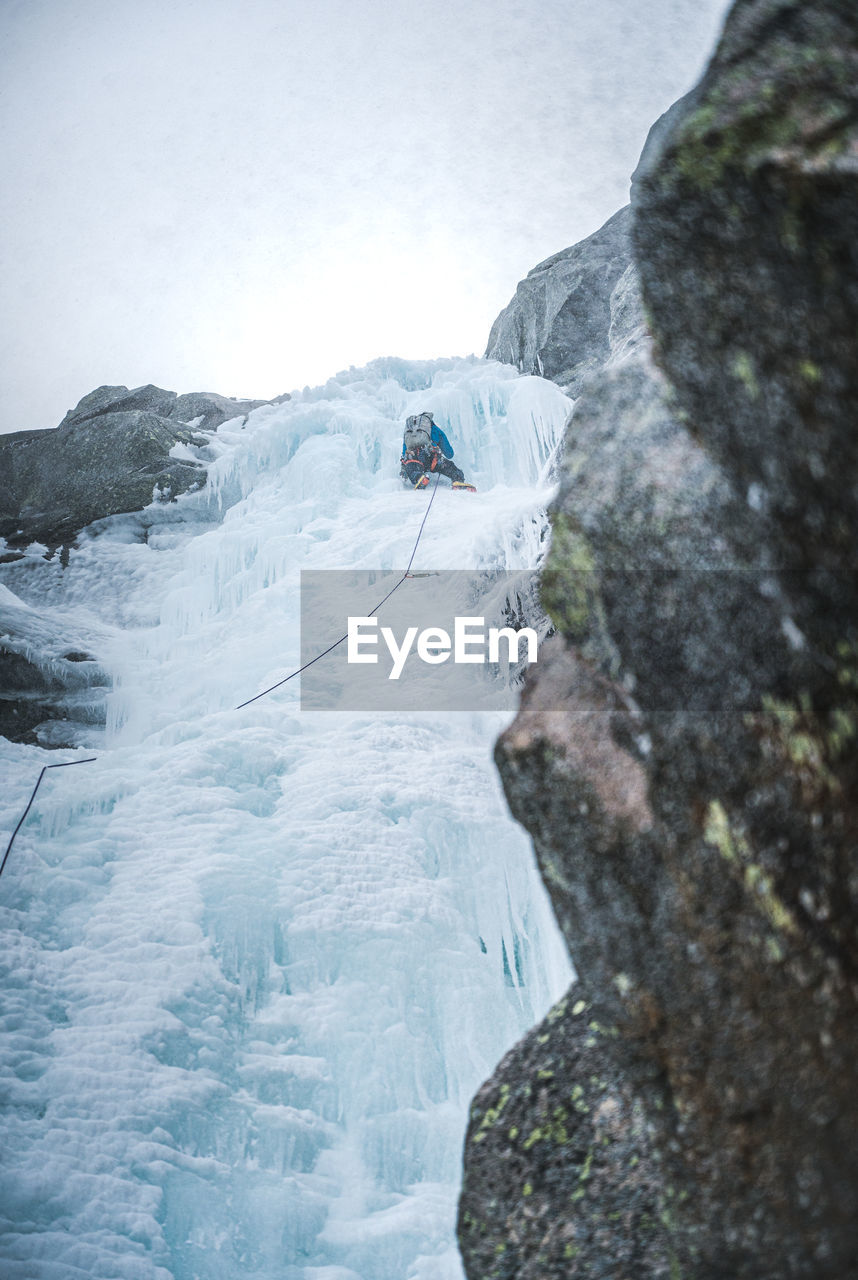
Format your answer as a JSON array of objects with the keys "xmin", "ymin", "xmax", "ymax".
[{"xmin": 0, "ymin": 0, "xmax": 732, "ymax": 435}]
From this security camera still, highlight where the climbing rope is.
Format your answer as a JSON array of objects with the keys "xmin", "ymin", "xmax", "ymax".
[
  {"xmin": 1, "ymin": 758, "xmax": 97, "ymax": 880},
  {"xmin": 235, "ymin": 471, "xmax": 441, "ymax": 710},
  {"xmin": 0, "ymin": 474, "xmax": 443, "ymax": 879}
]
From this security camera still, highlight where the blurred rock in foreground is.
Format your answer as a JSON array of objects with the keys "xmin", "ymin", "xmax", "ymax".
[{"xmin": 461, "ymin": 1, "xmax": 858, "ymax": 1275}]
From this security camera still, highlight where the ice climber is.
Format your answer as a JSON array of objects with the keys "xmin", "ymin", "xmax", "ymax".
[{"xmin": 400, "ymin": 412, "xmax": 475, "ymax": 491}]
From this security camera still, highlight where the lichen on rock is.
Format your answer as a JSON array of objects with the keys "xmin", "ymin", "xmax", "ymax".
[
  {"xmin": 457, "ymin": 993, "xmax": 682, "ymax": 1279},
  {"xmin": 460, "ymin": 1, "xmax": 858, "ymax": 1275}
]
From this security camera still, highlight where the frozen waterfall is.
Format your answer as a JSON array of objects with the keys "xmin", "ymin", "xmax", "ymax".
[{"xmin": 0, "ymin": 357, "xmax": 573, "ymax": 1280}]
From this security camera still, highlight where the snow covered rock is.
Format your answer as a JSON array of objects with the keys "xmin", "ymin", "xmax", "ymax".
[
  {"xmin": 0, "ymin": 384, "xmax": 286, "ymax": 553},
  {"xmin": 0, "ymin": 584, "xmax": 110, "ymax": 747},
  {"xmin": 170, "ymin": 390, "xmax": 279, "ymax": 431},
  {"xmin": 0, "ymin": 409, "xmax": 208, "ymax": 552}
]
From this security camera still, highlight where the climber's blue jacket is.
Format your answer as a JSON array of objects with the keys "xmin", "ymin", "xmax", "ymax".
[{"xmin": 429, "ymin": 424, "xmax": 454, "ymax": 458}]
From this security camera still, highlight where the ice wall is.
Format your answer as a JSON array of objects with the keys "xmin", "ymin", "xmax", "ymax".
[{"xmin": 0, "ymin": 357, "xmax": 573, "ymax": 1280}]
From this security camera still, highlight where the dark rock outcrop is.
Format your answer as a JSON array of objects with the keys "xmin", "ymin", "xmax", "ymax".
[
  {"xmin": 0, "ymin": 381, "xmax": 288, "ymax": 744},
  {"xmin": 59, "ymin": 383, "xmax": 180, "ymax": 428},
  {"xmin": 0, "ymin": 409, "xmax": 208, "ymax": 552},
  {"xmin": 486, "ymin": 206, "xmax": 634, "ymax": 395},
  {"xmin": 632, "ymin": 0, "xmax": 858, "ymax": 627},
  {"xmin": 59, "ymin": 383, "xmax": 274, "ymax": 432},
  {"xmin": 0, "ymin": 383, "xmax": 283, "ymax": 553},
  {"xmin": 458, "ymin": 989, "xmax": 676, "ymax": 1280},
  {"xmin": 461, "ymin": 1, "xmax": 858, "ymax": 1276}
]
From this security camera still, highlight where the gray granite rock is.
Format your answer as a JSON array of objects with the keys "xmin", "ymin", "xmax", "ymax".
[
  {"xmin": 461, "ymin": 2, "xmax": 858, "ymax": 1275},
  {"xmin": 607, "ymin": 263, "xmax": 647, "ymax": 365},
  {"xmin": 629, "ymin": 89, "xmax": 702, "ymax": 196},
  {"xmin": 458, "ymin": 986, "xmax": 679, "ymax": 1280},
  {"xmin": 170, "ymin": 390, "xmax": 272, "ymax": 431},
  {"xmin": 486, "ymin": 206, "xmax": 633, "ymax": 395},
  {"xmin": 497, "ymin": 351, "xmax": 847, "ymax": 1275},
  {"xmin": 0, "ymin": 380, "xmax": 292, "ymax": 746},
  {"xmin": 632, "ymin": 0, "xmax": 858, "ymax": 621},
  {"xmin": 0, "ymin": 409, "xmax": 209, "ymax": 551},
  {"xmin": 0, "ymin": 383, "xmax": 289, "ymax": 553},
  {"xmin": 483, "ymin": 86, "xmax": 695, "ymax": 399},
  {"xmin": 60, "ymin": 383, "xmax": 179, "ymax": 428}
]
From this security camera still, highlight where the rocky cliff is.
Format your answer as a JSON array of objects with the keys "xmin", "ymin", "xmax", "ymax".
[
  {"xmin": 0, "ymin": 382, "xmax": 286, "ymax": 747},
  {"xmin": 0, "ymin": 383, "xmax": 281, "ymax": 556},
  {"xmin": 460, "ymin": 1, "xmax": 858, "ymax": 1276},
  {"xmin": 485, "ymin": 206, "xmax": 634, "ymax": 396}
]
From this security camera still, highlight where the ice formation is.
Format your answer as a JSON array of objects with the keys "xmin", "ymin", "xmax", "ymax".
[{"xmin": 0, "ymin": 357, "xmax": 573, "ymax": 1280}]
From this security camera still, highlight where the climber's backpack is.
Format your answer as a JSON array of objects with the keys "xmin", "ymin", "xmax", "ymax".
[{"xmin": 403, "ymin": 412, "xmax": 434, "ymax": 453}]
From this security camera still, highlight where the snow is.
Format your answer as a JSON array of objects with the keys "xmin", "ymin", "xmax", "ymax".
[{"xmin": 0, "ymin": 356, "xmax": 574, "ymax": 1279}]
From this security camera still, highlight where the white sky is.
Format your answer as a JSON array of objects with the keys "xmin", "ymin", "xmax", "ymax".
[{"xmin": 0, "ymin": 0, "xmax": 732, "ymax": 435}]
